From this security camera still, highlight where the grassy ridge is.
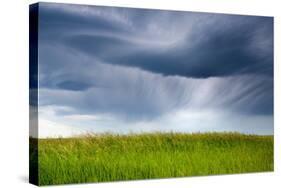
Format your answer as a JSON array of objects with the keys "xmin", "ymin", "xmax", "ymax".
[{"xmin": 31, "ymin": 132, "xmax": 273, "ymax": 185}]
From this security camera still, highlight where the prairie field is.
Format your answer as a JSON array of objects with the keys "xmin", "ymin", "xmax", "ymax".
[{"xmin": 30, "ymin": 132, "xmax": 273, "ymax": 186}]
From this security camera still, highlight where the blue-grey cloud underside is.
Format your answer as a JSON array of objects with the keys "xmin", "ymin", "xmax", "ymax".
[{"xmin": 36, "ymin": 3, "xmax": 273, "ymax": 134}]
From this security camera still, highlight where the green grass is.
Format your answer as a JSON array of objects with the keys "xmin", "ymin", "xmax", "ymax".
[{"xmin": 30, "ymin": 132, "xmax": 273, "ymax": 186}]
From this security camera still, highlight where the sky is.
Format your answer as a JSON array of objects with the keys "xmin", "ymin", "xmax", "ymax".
[{"xmin": 31, "ymin": 2, "xmax": 273, "ymax": 137}]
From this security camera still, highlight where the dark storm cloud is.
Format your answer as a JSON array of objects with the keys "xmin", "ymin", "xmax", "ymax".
[
  {"xmin": 63, "ymin": 16, "xmax": 273, "ymax": 78},
  {"xmin": 38, "ymin": 45, "xmax": 273, "ymax": 119},
  {"xmin": 39, "ymin": 3, "xmax": 273, "ymax": 78},
  {"xmin": 37, "ymin": 2, "xmax": 273, "ymax": 123}
]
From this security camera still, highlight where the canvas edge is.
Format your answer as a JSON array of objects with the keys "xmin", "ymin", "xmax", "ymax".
[{"xmin": 29, "ymin": 2, "xmax": 39, "ymax": 186}]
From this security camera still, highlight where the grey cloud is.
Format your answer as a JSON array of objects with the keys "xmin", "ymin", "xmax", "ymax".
[
  {"xmin": 37, "ymin": 3, "xmax": 273, "ymax": 124},
  {"xmin": 38, "ymin": 3, "xmax": 273, "ymax": 79},
  {"xmin": 39, "ymin": 56, "xmax": 273, "ymax": 121},
  {"xmin": 65, "ymin": 17, "xmax": 272, "ymax": 78}
]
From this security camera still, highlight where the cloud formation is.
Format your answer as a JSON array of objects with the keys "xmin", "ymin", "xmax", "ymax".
[
  {"xmin": 39, "ymin": 3, "xmax": 273, "ymax": 78},
  {"xmin": 36, "ymin": 3, "xmax": 273, "ymax": 137}
]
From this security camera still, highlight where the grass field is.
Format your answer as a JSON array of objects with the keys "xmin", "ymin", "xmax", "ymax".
[{"xmin": 30, "ymin": 132, "xmax": 273, "ymax": 186}]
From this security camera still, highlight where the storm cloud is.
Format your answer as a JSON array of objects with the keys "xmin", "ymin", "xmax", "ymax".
[{"xmin": 35, "ymin": 2, "xmax": 273, "ymax": 137}]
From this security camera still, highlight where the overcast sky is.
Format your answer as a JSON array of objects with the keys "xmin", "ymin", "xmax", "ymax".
[{"xmin": 33, "ymin": 2, "xmax": 273, "ymax": 137}]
